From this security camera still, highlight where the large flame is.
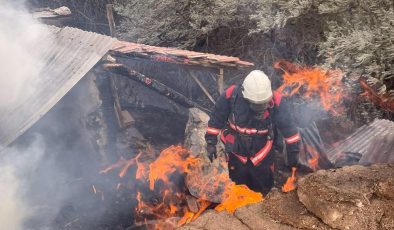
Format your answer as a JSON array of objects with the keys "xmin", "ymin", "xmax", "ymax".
[
  {"xmin": 101, "ymin": 145, "xmax": 263, "ymax": 229},
  {"xmin": 274, "ymin": 60, "xmax": 345, "ymax": 114},
  {"xmin": 148, "ymin": 146, "xmax": 199, "ymax": 190}
]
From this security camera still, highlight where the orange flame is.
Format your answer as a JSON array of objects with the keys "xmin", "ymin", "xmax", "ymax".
[
  {"xmin": 99, "ymin": 156, "xmax": 135, "ymax": 177},
  {"xmin": 360, "ymin": 80, "xmax": 394, "ymax": 112},
  {"xmin": 148, "ymin": 146, "xmax": 200, "ymax": 190},
  {"xmin": 101, "ymin": 145, "xmax": 265, "ymax": 228},
  {"xmin": 177, "ymin": 199, "xmax": 211, "ymax": 226},
  {"xmin": 274, "ymin": 60, "xmax": 345, "ymax": 114},
  {"xmin": 282, "ymin": 167, "xmax": 297, "ymax": 192},
  {"xmin": 215, "ymin": 183, "xmax": 263, "ymax": 213},
  {"xmin": 305, "ymin": 145, "xmax": 320, "ymax": 171}
]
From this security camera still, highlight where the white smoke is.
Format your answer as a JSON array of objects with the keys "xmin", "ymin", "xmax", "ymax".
[
  {"xmin": 0, "ymin": 136, "xmax": 47, "ymax": 230},
  {"xmin": 0, "ymin": 0, "xmax": 48, "ymax": 109},
  {"xmin": 0, "ymin": 1, "xmax": 50, "ymax": 229},
  {"xmin": 0, "ymin": 165, "xmax": 27, "ymax": 230},
  {"xmin": 0, "ymin": 135, "xmax": 46, "ymax": 230}
]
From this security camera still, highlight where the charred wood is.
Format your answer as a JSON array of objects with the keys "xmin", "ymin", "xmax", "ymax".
[{"xmin": 102, "ymin": 63, "xmax": 211, "ymax": 114}]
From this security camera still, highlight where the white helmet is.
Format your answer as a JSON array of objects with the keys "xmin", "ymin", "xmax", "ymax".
[{"xmin": 242, "ymin": 70, "xmax": 273, "ymax": 104}]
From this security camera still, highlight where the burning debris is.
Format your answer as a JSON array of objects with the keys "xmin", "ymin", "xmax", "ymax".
[
  {"xmin": 100, "ymin": 144, "xmax": 263, "ymax": 229},
  {"xmin": 281, "ymin": 167, "xmax": 297, "ymax": 193},
  {"xmin": 274, "ymin": 60, "xmax": 346, "ymax": 115},
  {"xmin": 99, "ymin": 58, "xmax": 392, "ymax": 230}
]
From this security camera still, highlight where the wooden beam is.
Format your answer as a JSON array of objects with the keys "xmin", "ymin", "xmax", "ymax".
[
  {"xmin": 106, "ymin": 4, "xmax": 116, "ymax": 37},
  {"xmin": 190, "ymin": 72, "xmax": 215, "ymax": 104},
  {"xmin": 102, "ymin": 63, "xmax": 212, "ymax": 114},
  {"xmin": 218, "ymin": 68, "xmax": 224, "ymax": 93}
]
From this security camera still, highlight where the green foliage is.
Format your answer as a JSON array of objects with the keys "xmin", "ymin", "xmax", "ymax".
[
  {"xmin": 114, "ymin": 0, "xmax": 393, "ymax": 120},
  {"xmin": 319, "ymin": 1, "xmax": 394, "ymax": 92},
  {"xmin": 114, "ymin": 0, "xmax": 253, "ymax": 48}
]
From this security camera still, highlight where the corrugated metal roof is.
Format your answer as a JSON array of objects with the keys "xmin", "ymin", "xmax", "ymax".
[
  {"xmin": 111, "ymin": 41, "xmax": 254, "ymax": 69},
  {"xmin": 327, "ymin": 119, "xmax": 394, "ymax": 163},
  {"xmin": 0, "ymin": 26, "xmax": 116, "ymax": 150}
]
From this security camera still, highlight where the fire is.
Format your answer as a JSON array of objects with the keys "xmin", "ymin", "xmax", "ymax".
[
  {"xmin": 101, "ymin": 145, "xmax": 264, "ymax": 229},
  {"xmin": 148, "ymin": 146, "xmax": 200, "ymax": 190},
  {"xmin": 360, "ymin": 79, "xmax": 394, "ymax": 112},
  {"xmin": 177, "ymin": 199, "xmax": 211, "ymax": 226},
  {"xmin": 306, "ymin": 145, "xmax": 320, "ymax": 171},
  {"xmin": 99, "ymin": 156, "xmax": 135, "ymax": 177},
  {"xmin": 282, "ymin": 167, "xmax": 297, "ymax": 192},
  {"xmin": 274, "ymin": 60, "xmax": 345, "ymax": 114},
  {"xmin": 215, "ymin": 183, "xmax": 263, "ymax": 213}
]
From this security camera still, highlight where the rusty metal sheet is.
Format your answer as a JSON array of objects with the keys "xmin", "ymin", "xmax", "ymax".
[{"xmin": 0, "ymin": 26, "xmax": 116, "ymax": 150}]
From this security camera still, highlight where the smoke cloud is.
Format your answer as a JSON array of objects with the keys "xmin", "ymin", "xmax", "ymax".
[
  {"xmin": 0, "ymin": 135, "xmax": 46, "ymax": 230},
  {"xmin": 0, "ymin": 0, "xmax": 48, "ymax": 109},
  {"xmin": 0, "ymin": 3, "xmax": 125, "ymax": 229},
  {"xmin": 0, "ymin": 2, "xmax": 55, "ymax": 229}
]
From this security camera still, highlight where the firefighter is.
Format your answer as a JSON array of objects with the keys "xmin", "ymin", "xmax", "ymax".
[{"xmin": 205, "ymin": 70, "xmax": 301, "ymax": 195}]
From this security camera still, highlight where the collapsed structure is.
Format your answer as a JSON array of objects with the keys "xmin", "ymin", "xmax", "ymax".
[
  {"xmin": 0, "ymin": 25, "xmax": 253, "ymax": 154},
  {"xmin": 1, "ymin": 7, "xmax": 393, "ymax": 230}
]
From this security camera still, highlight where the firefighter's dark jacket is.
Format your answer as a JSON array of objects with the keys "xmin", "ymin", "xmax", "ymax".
[{"xmin": 205, "ymin": 85, "xmax": 300, "ymax": 165}]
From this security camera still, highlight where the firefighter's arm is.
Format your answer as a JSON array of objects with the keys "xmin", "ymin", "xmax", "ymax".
[
  {"xmin": 204, "ymin": 90, "xmax": 232, "ymax": 145},
  {"xmin": 273, "ymin": 92, "xmax": 301, "ymax": 166}
]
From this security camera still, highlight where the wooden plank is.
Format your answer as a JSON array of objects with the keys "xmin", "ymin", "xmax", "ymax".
[
  {"xmin": 106, "ymin": 4, "xmax": 117, "ymax": 37},
  {"xmin": 190, "ymin": 72, "xmax": 215, "ymax": 104},
  {"xmin": 121, "ymin": 110, "xmax": 135, "ymax": 126},
  {"xmin": 218, "ymin": 68, "xmax": 224, "ymax": 93}
]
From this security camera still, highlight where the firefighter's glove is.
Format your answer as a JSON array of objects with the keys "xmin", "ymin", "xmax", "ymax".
[
  {"xmin": 206, "ymin": 144, "xmax": 217, "ymax": 163},
  {"xmin": 287, "ymin": 151, "xmax": 299, "ymax": 168}
]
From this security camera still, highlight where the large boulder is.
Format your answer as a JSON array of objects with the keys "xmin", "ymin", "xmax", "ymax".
[
  {"xmin": 179, "ymin": 189, "xmax": 331, "ymax": 230},
  {"xmin": 298, "ymin": 164, "xmax": 394, "ymax": 230},
  {"xmin": 180, "ymin": 164, "xmax": 394, "ymax": 230},
  {"xmin": 254, "ymin": 190, "xmax": 332, "ymax": 230},
  {"xmin": 234, "ymin": 201, "xmax": 298, "ymax": 230}
]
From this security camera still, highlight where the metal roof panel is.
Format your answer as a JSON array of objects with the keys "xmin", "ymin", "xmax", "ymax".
[
  {"xmin": 0, "ymin": 26, "xmax": 116, "ymax": 150},
  {"xmin": 327, "ymin": 119, "xmax": 394, "ymax": 163}
]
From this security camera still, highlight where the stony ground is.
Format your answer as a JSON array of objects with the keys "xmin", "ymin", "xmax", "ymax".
[{"xmin": 179, "ymin": 164, "xmax": 394, "ymax": 230}]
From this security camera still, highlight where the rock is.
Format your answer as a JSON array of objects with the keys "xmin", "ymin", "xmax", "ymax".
[
  {"xmin": 177, "ymin": 210, "xmax": 249, "ymax": 230},
  {"xmin": 184, "ymin": 108, "xmax": 210, "ymax": 158},
  {"xmin": 186, "ymin": 195, "xmax": 199, "ymax": 213},
  {"xmin": 235, "ymin": 202, "xmax": 298, "ymax": 230},
  {"xmin": 181, "ymin": 165, "xmax": 394, "ymax": 230},
  {"xmin": 298, "ymin": 164, "xmax": 394, "ymax": 230},
  {"xmin": 258, "ymin": 190, "xmax": 332, "ymax": 230},
  {"xmin": 185, "ymin": 159, "xmax": 230, "ymax": 203},
  {"xmin": 53, "ymin": 6, "xmax": 71, "ymax": 16},
  {"xmin": 184, "ymin": 108, "xmax": 230, "ymax": 203}
]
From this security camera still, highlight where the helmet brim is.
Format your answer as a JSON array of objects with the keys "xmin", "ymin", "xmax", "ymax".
[{"xmin": 244, "ymin": 95, "xmax": 273, "ymax": 105}]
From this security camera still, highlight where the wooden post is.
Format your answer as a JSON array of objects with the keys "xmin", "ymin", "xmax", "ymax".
[
  {"xmin": 109, "ymin": 75, "xmax": 134, "ymax": 129},
  {"xmin": 218, "ymin": 68, "xmax": 224, "ymax": 93},
  {"xmin": 106, "ymin": 4, "xmax": 117, "ymax": 37},
  {"xmin": 190, "ymin": 72, "xmax": 215, "ymax": 104}
]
